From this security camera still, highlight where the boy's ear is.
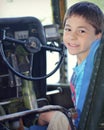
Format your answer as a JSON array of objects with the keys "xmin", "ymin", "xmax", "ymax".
[{"xmin": 97, "ymin": 32, "xmax": 102, "ymax": 39}]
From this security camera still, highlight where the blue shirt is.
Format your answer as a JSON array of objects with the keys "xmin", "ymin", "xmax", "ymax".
[
  {"xmin": 70, "ymin": 39, "xmax": 101, "ymax": 127},
  {"xmin": 73, "ymin": 59, "xmax": 86, "ymax": 106}
]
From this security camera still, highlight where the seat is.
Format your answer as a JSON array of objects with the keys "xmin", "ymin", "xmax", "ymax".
[
  {"xmin": 0, "ymin": 16, "xmax": 47, "ymax": 129},
  {"xmin": 78, "ymin": 32, "xmax": 104, "ymax": 130}
]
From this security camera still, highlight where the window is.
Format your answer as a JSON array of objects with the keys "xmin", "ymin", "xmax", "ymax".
[
  {"xmin": 0, "ymin": 0, "xmax": 52, "ymax": 25},
  {"xmin": 0, "ymin": 0, "xmax": 60, "ymax": 84}
]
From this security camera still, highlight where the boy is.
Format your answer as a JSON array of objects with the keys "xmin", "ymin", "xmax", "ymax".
[
  {"xmin": 26, "ymin": 1, "xmax": 104, "ymax": 130},
  {"xmin": 63, "ymin": 1, "xmax": 104, "ymax": 126}
]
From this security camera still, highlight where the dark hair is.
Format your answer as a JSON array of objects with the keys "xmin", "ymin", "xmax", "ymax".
[{"xmin": 63, "ymin": 1, "xmax": 104, "ymax": 34}]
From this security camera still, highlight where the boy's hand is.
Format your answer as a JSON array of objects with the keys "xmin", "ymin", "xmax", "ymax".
[{"xmin": 38, "ymin": 111, "xmax": 56, "ymax": 125}]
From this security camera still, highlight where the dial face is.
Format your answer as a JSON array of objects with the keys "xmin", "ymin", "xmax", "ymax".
[
  {"xmin": 14, "ymin": 30, "xmax": 29, "ymax": 40},
  {"xmin": 45, "ymin": 27, "xmax": 57, "ymax": 38}
]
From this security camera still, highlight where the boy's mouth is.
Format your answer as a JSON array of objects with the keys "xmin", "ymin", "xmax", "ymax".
[{"xmin": 68, "ymin": 43, "xmax": 79, "ymax": 48}]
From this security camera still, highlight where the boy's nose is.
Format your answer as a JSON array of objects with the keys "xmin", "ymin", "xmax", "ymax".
[{"xmin": 69, "ymin": 32, "xmax": 77, "ymax": 40}]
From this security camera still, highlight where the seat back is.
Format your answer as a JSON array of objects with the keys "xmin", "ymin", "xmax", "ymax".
[
  {"xmin": 0, "ymin": 16, "xmax": 47, "ymax": 129},
  {"xmin": 0, "ymin": 16, "xmax": 47, "ymax": 100},
  {"xmin": 78, "ymin": 32, "xmax": 104, "ymax": 130}
]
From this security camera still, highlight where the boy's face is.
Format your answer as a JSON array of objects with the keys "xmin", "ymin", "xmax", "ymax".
[{"xmin": 63, "ymin": 15, "xmax": 101, "ymax": 64}]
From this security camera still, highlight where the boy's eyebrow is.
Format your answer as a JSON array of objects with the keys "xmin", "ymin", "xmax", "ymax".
[
  {"xmin": 77, "ymin": 26, "xmax": 89, "ymax": 30},
  {"xmin": 65, "ymin": 24, "xmax": 89, "ymax": 30},
  {"xmin": 64, "ymin": 23, "xmax": 70, "ymax": 27}
]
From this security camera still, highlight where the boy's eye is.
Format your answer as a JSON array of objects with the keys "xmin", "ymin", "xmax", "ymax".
[
  {"xmin": 77, "ymin": 29, "xmax": 86, "ymax": 35},
  {"xmin": 79, "ymin": 30, "xmax": 86, "ymax": 33},
  {"xmin": 64, "ymin": 28, "xmax": 71, "ymax": 32},
  {"xmin": 78, "ymin": 29, "xmax": 86, "ymax": 33}
]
